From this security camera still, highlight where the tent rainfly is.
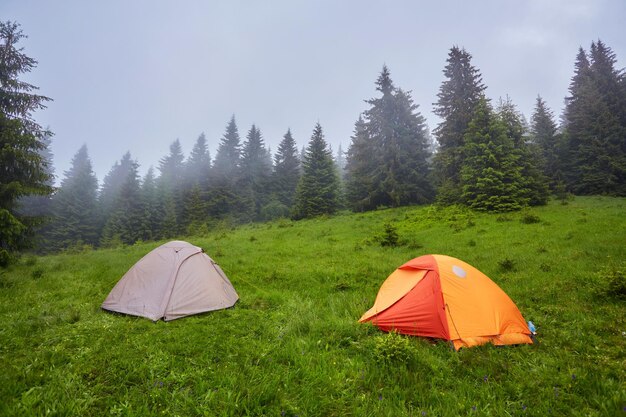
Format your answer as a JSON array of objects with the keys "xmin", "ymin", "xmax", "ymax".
[
  {"xmin": 359, "ymin": 254, "xmax": 533, "ymax": 350},
  {"xmin": 102, "ymin": 241, "xmax": 238, "ymax": 321}
]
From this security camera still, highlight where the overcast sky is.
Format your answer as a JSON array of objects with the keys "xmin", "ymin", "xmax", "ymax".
[{"xmin": 3, "ymin": 0, "xmax": 625, "ymax": 184}]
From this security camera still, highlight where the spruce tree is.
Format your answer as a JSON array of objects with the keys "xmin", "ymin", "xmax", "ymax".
[
  {"xmin": 138, "ymin": 167, "xmax": 161, "ymax": 241},
  {"xmin": 185, "ymin": 132, "xmax": 211, "ymax": 188},
  {"xmin": 159, "ymin": 139, "xmax": 185, "ymax": 190},
  {"xmin": 101, "ymin": 157, "xmax": 144, "ymax": 246},
  {"xmin": 496, "ymin": 97, "xmax": 549, "ymax": 205},
  {"xmin": 460, "ymin": 98, "xmax": 526, "ymax": 212},
  {"xmin": 15, "ymin": 131, "xmax": 55, "ymax": 251},
  {"xmin": 212, "ymin": 116, "xmax": 241, "ymax": 182},
  {"xmin": 207, "ymin": 116, "xmax": 242, "ymax": 220},
  {"xmin": 100, "ymin": 152, "xmax": 136, "ymax": 215},
  {"xmin": 563, "ymin": 41, "xmax": 626, "ymax": 195},
  {"xmin": 0, "ymin": 21, "xmax": 53, "ymax": 264},
  {"xmin": 182, "ymin": 184, "xmax": 208, "ymax": 233},
  {"xmin": 48, "ymin": 145, "xmax": 99, "ymax": 250},
  {"xmin": 335, "ymin": 143, "xmax": 346, "ymax": 179},
  {"xmin": 239, "ymin": 124, "xmax": 272, "ymax": 220},
  {"xmin": 181, "ymin": 133, "xmax": 211, "ymax": 230},
  {"xmin": 530, "ymin": 96, "xmax": 562, "ymax": 190},
  {"xmin": 432, "ymin": 46, "xmax": 486, "ymax": 203},
  {"xmin": 292, "ymin": 123, "xmax": 340, "ymax": 219},
  {"xmin": 344, "ymin": 116, "xmax": 374, "ymax": 210},
  {"xmin": 272, "ymin": 129, "xmax": 300, "ymax": 209},
  {"xmin": 345, "ymin": 66, "xmax": 433, "ymax": 211},
  {"xmin": 157, "ymin": 139, "xmax": 185, "ymax": 232}
]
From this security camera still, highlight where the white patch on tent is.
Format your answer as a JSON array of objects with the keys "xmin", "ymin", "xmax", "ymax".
[{"xmin": 452, "ymin": 265, "xmax": 467, "ymax": 278}]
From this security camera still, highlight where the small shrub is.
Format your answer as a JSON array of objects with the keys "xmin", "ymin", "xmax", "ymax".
[
  {"xmin": 520, "ymin": 211, "xmax": 541, "ymax": 224},
  {"xmin": 31, "ymin": 268, "xmax": 44, "ymax": 279},
  {"xmin": 498, "ymin": 258, "xmax": 516, "ymax": 272},
  {"xmin": 249, "ymin": 235, "xmax": 257, "ymax": 242},
  {"xmin": 468, "ymin": 239, "xmax": 477, "ymax": 247},
  {"xmin": 379, "ymin": 223, "xmax": 399, "ymax": 247},
  {"xmin": 539, "ymin": 263, "xmax": 551, "ymax": 272},
  {"xmin": 333, "ymin": 282, "xmax": 351, "ymax": 291},
  {"xmin": 373, "ymin": 331, "xmax": 415, "ymax": 364},
  {"xmin": 554, "ymin": 181, "xmax": 572, "ymax": 205},
  {"xmin": 597, "ymin": 264, "xmax": 626, "ymax": 300}
]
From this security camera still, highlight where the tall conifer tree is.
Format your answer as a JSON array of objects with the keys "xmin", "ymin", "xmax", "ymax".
[
  {"xmin": 345, "ymin": 66, "xmax": 433, "ymax": 211},
  {"xmin": 157, "ymin": 139, "xmax": 185, "ymax": 232},
  {"xmin": 0, "ymin": 21, "xmax": 53, "ymax": 264},
  {"xmin": 138, "ymin": 167, "xmax": 162, "ymax": 241},
  {"xmin": 460, "ymin": 99, "xmax": 526, "ymax": 212},
  {"xmin": 292, "ymin": 123, "xmax": 340, "ymax": 219},
  {"xmin": 530, "ymin": 96, "xmax": 562, "ymax": 190},
  {"xmin": 496, "ymin": 97, "xmax": 549, "ymax": 205},
  {"xmin": 239, "ymin": 124, "xmax": 272, "ymax": 220},
  {"xmin": 49, "ymin": 145, "xmax": 99, "ymax": 250},
  {"xmin": 185, "ymin": 133, "xmax": 211, "ymax": 188},
  {"xmin": 433, "ymin": 46, "xmax": 486, "ymax": 203},
  {"xmin": 563, "ymin": 41, "xmax": 626, "ymax": 195},
  {"xmin": 101, "ymin": 156, "xmax": 144, "ymax": 246},
  {"xmin": 272, "ymin": 129, "xmax": 300, "ymax": 209},
  {"xmin": 212, "ymin": 116, "xmax": 241, "ymax": 182},
  {"xmin": 99, "ymin": 152, "xmax": 136, "ymax": 220}
]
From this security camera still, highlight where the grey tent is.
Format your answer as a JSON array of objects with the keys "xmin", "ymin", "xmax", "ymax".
[{"xmin": 102, "ymin": 241, "xmax": 238, "ymax": 321}]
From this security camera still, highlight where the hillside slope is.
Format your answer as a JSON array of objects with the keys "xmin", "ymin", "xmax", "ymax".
[{"xmin": 0, "ymin": 197, "xmax": 624, "ymax": 416}]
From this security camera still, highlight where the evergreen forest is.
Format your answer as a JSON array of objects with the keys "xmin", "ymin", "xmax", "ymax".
[{"xmin": 2, "ymin": 19, "xmax": 626, "ymax": 259}]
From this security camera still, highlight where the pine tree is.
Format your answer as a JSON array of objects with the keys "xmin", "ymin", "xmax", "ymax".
[
  {"xmin": 212, "ymin": 115, "xmax": 241, "ymax": 182},
  {"xmin": 0, "ymin": 21, "xmax": 53, "ymax": 264},
  {"xmin": 48, "ymin": 145, "xmax": 99, "ymax": 250},
  {"xmin": 292, "ymin": 123, "xmax": 341, "ymax": 219},
  {"xmin": 344, "ymin": 115, "xmax": 374, "ymax": 210},
  {"xmin": 138, "ymin": 167, "xmax": 161, "ymax": 241},
  {"xmin": 496, "ymin": 97, "xmax": 549, "ymax": 205},
  {"xmin": 563, "ymin": 41, "xmax": 626, "ymax": 195},
  {"xmin": 100, "ymin": 153, "xmax": 135, "ymax": 213},
  {"xmin": 101, "ymin": 157, "xmax": 144, "ymax": 246},
  {"xmin": 239, "ymin": 124, "xmax": 272, "ymax": 220},
  {"xmin": 157, "ymin": 139, "xmax": 185, "ymax": 232},
  {"xmin": 185, "ymin": 132, "xmax": 211, "ymax": 188},
  {"xmin": 180, "ymin": 133, "xmax": 211, "ymax": 230},
  {"xmin": 182, "ymin": 184, "xmax": 208, "ymax": 233},
  {"xmin": 16, "ymin": 131, "xmax": 55, "ymax": 248},
  {"xmin": 345, "ymin": 66, "xmax": 433, "ymax": 211},
  {"xmin": 272, "ymin": 129, "xmax": 300, "ymax": 209},
  {"xmin": 335, "ymin": 143, "xmax": 346, "ymax": 179},
  {"xmin": 207, "ymin": 116, "xmax": 242, "ymax": 220},
  {"xmin": 159, "ymin": 139, "xmax": 185, "ymax": 190},
  {"xmin": 460, "ymin": 98, "xmax": 527, "ymax": 212},
  {"xmin": 432, "ymin": 46, "xmax": 487, "ymax": 203},
  {"xmin": 530, "ymin": 96, "xmax": 562, "ymax": 190}
]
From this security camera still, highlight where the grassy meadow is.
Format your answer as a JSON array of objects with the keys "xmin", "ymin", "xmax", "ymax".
[{"xmin": 0, "ymin": 196, "xmax": 624, "ymax": 416}]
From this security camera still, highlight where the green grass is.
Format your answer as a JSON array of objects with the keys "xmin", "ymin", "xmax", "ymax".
[{"xmin": 1, "ymin": 196, "xmax": 625, "ymax": 416}]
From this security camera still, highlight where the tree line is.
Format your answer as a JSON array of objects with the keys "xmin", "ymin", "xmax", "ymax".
[{"xmin": 2, "ymin": 20, "xmax": 625, "ymax": 261}]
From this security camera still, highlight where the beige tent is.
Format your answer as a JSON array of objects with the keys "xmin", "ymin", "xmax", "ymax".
[{"xmin": 102, "ymin": 241, "xmax": 238, "ymax": 321}]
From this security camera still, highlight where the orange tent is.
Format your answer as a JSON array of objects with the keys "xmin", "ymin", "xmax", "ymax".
[{"xmin": 359, "ymin": 254, "xmax": 533, "ymax": 350}]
